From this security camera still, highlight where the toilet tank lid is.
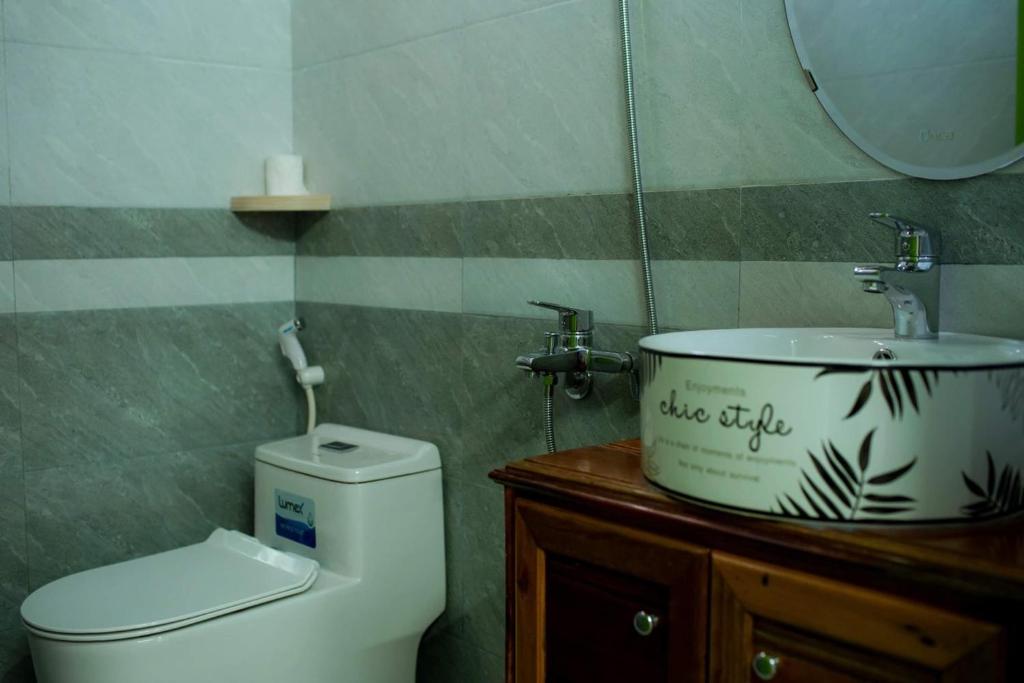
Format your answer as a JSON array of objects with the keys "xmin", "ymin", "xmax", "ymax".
[
  {"xmin": 21, "ymin": 529, "xmax": 318, "ymax": 641},
  {"xmin": 254, "ymin": 424, "xmax": 440, "ymax": 483}
]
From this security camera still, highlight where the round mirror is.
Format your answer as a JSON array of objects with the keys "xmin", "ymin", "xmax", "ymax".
[{"xmin": 784, "ymin": 0, "xmax": 1024, "ymax": 179}]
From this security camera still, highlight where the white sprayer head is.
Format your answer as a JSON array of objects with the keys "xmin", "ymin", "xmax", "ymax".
[{"xmin": 278, "ymin": 319, "xmax": 309, "ymax": 371}]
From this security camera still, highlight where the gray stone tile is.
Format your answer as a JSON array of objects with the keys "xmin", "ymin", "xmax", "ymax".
[
  {"xmin": 294, "ymin": 36, "xmax": 465, "ymax": 207},
  {"xmin": 453, "ymin": 314, "xmax": 640, "ymax": 485},
  {"xmin": 928, "ymin": 175, "xmax": 1024, "ymax": 265},
  {"xmin": 443, "ymin": 480, "xmax": 505, "ymax": 656},
  {"xmin": 26, "ymin": 441, "xmax": 256, "ymax": 591},
  {"xmin": 460, "ymin": 0, "xmax": 627, "ymax": 199},
  {"xmin": 417, "ymin": 633, "xmax": 503, "ymax": 683},
  {"xmin": 634, "ymin": 0, "xmax": 746, "ymax": 190},
  {"xmin": 294, "ymin": 303, "xmax": 467, "ymax": 441},
  {"xmin": 654, "ymin": 260, "xmax": 741, "ymax": 330},
  {"xmin": 739, "ymin": 261, "xmax": 893, "ymax": 329},
  {"xmin": 297, "ymin": 204, "xmax": 462, "ymax": 257},
  {"xmin": 740, "ymin": 182, "xmax": 897, "ymax": 263},
  {"xmin": 0, "ymin": 316, "xmax": 26, "ymax": 635},
  {"xmin": 0, "ymin": 459, "xmax": 27, "ymax": 634},
  {"xmin": 296, "ymin": 255, "xmax": 462, "ymax": 313},
  {"xmin": 12, "ymin": 207, "xmax": 295, "ymax": 260},
  {"xmin": 451, "ymin": 314, "xmax": 554, "ymax": 484},
  {"xmin": 0, "ymin": 315, "xmax": 21, "ymax": 463},
  {"xmin": 0, "ymin": 628, "xmax": 34, "ymax": 683},
  {"xmin": 741, "ymin": 176, "xmax": 1024, "ymax": 264},
  {"xmin": 460, "ymin": 193, "xmax": 634, "ymax": 260},
  {"xmin": 646, "ymin": 188, "xmax": 741, "ymax": 261},
  {"xmin": 398, "ymin": 203, "xmax": 463, "ymax": 257},
  {"xmin": 296, "ymin": 207, "xmax": 396, "ymax": 257},
  {"xmin": 17, "ymin": 303, "xmax": 299, "ymax": 471},
  {"xmin": 942, "ymin": 265, "xmax": 1024, "ymax": 339}
]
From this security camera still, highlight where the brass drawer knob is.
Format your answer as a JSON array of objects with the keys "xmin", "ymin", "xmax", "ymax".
[
  {"xmin": 632, "ymin": 610, "xmax": 660, "ymax": 636},
  {"xmin": 752, "ymin": 651, "xmax": 780, "ymax": 680}
]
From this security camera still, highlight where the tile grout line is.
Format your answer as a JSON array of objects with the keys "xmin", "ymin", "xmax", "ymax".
[
  {"xmin": 4, "ymin": 38, "xmax": 292, "ymax": 73},
  {"xmin": 293, "ymin": 0, "xmax": 582, "ymax": 73}
]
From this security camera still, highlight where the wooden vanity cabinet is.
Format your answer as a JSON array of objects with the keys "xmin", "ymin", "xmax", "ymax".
[
  {"xmin": 492, "ymin": 441, "xmax": 1021, "ymax": 683},
  {"xmin": 513, "ymin": 499, "xmax": 707, "ymax": 683}
]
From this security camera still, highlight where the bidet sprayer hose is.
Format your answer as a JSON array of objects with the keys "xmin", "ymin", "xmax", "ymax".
[{"xmin": 304, "ymin": 385, "xmax": 316, "ymax": 435}]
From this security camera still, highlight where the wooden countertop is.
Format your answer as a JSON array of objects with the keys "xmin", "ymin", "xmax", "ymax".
[{"xmin": 491, "ymin": 440, "xmax": 1024, "ymax": 607}]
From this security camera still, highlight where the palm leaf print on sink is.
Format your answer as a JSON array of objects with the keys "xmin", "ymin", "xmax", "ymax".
[
  {"xmin": 961, "ymin": 451, "xmax": 1024, "ymax": 518},
  {"xmin": 815, "ymin": 367, "xmax": 942, "ymax": 420},
  {"xmin": 774, "ymin": 429, "xmax": 917, "ymax": 521}
]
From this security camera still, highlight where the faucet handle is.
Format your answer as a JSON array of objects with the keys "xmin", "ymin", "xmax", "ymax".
[
  {"xmin": 868, "ymin": 212, "xmax": 937, "ymax": 265},
  {"xmin": 528, "ymin": 301, "xmax": 593, "ymax": 334}
]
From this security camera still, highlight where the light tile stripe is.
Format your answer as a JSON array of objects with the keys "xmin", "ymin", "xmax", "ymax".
[
  {"xmin": 13, "ymin": 256, "xmax": 293, "ymax": 313},
  {"xmin": 295, "ymin": 256, "xmax": 462, "ymax": 313},
  {"xmin": 0, "ymin": 262, "xmax": 14, "ymax": 314},
  {"xmin": 462, "ymin": 257, "xmax": 739, "ymax": 329},
  {"xmin": 941, "ymin": 265, "xmax": 1024, "ymax": 340}
]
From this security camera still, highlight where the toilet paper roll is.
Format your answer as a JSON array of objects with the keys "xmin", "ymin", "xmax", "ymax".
[{"xmin": 265, "ymin": 155, "xmax": 309, "ymax": 196}]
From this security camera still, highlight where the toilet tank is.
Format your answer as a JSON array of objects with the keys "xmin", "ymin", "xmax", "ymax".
[{"xmin": 253, "ymin": 425, "xmax": 443, "ymax": 589}]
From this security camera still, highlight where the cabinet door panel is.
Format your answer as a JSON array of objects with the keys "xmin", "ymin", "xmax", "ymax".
[
  {"xmin": 546, "ymin": 555, "xmax": 668, "ymax": 682},
  {"xmin": 512, "ymin": 499, "xmax": 708, "ymax": 683},
  {"xmin": 753, "ymin": 621, "xmax": 935, "ymax": 683},
  {"xmin": 711, "ymin": 553, "xmax": 1005, "ymax": 683}
]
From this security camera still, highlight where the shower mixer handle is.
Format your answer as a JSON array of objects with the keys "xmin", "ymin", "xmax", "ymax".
[
  {"xmin": 517, "ymin": 300, "xmax": 635, "ymax": 402},
  {"xmin": 528, "ymin": 301, "xmax": 593, "ymax": 338}
]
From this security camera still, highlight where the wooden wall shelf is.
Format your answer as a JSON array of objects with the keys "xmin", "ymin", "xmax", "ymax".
[{"xmin": 230, "ymin": 194, "xmax": 331, "ymax": 212}]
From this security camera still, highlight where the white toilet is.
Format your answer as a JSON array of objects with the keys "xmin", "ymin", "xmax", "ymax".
[{"xmin": 20, "ymin": 424, "xmax": 446, "ymax": 683}]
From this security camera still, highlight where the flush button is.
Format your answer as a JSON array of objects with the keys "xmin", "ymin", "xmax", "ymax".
[{"xmin": 319, "ymin": 441, "xmax": 358, "ymax": 453}]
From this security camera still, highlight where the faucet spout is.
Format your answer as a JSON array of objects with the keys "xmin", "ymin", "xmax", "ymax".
[
  {"xmin": 860, "ymin": 277, "xmax": 936, "ymax": 340},
  {"xmin": 855, "ymin": 265, "xmax": 939, "ymax": 340}
]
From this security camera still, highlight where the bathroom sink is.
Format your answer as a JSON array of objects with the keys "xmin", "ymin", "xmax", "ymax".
[{"xmin": 639, "ymin": 328, "xmax": 1024, "ymax": 524}]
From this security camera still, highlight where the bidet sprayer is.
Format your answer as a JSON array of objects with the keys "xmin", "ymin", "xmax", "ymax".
[
  {"xmin": 278, "ymin": 319, "xmax": 309, "ymax": 371},
  {"xmin": 277, "ymin": 319, "xmax": 324, "ymax": 434}
]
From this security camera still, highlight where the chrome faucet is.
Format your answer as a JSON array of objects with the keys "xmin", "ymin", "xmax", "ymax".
[
  {"xmin": 515, "ymin": 301, "xmax": 636, "ymax": 400},
  {"xmin": 854, "ymin": 213, "xmax": 940, "ymax": 340}
]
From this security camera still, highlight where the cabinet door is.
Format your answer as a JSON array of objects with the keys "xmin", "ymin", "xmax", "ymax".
[
  {"xmin": 512, "ymin": 499, "xmax": 707, "ymax": 683},
  {"xmin": 711, "ymin": 553, "xmax": 1005, "ymax": 683}
]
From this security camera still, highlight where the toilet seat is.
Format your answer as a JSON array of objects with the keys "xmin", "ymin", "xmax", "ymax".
[{"xmin": 21, "ymin": 529, "xmax": 318, "ymax": 643}]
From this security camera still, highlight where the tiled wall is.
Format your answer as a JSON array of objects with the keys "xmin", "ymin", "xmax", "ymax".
[
  {"xmin": 291, "ymin": 2, "xmax": 1024, "ymax": 679},
  {"xmin": 294, "ymin": 177, "xmax": 1024, "ymax": 681},
  {"xmin": 0, "ymin": 209, "xmax": 299, "ymax": 681},
  {"xmin": 0, "ymin": 0, "xmax": 1014, "ymax": 680},
  {"xmin": 2, "ymin": 0, "xmax": 292, "ymax": 208},
  {"xmin": 293, "ymin": 0, "xmax": 631, "ymax": 205},
  {"xmin": 293, "ymin": 0, "xmax": 1022, "ymax": 207},
  {"xmin": 0, "ymin": 2, "xmax": 298, "ymax": 680}
]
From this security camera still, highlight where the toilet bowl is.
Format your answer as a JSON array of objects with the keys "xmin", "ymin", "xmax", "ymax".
[{"xmin": 21, "ymin": 424, "xmax": 446, "ymax": 683}]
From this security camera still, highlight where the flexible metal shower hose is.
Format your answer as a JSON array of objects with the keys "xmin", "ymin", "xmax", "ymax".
[
  {"xmin": 542, "ymin": 0, "xmax": 658, "ymax": 455},
  {"xmin": 619, "ymin": 0, "xmax": 659, "ymax": 336},
  {"xmin": 543, "ymin": 379, "xmax": 557, "ymax": 454}
]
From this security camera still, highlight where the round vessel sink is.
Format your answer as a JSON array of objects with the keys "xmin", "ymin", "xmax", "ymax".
[{"xmin": 639, "ymin": 328, "xmax": 1024, "ymax": 524}]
